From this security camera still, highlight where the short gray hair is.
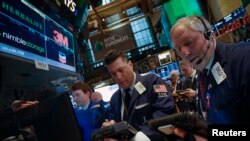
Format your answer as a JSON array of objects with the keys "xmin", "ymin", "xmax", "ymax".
[{"xmin": 170, "ymin": 16, "xmax": 212, "ymax": 34}]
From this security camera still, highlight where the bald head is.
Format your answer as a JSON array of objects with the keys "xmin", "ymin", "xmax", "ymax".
[{"xmin": 91, "ymin": 92, "xmax": 103, "ymax": 103}]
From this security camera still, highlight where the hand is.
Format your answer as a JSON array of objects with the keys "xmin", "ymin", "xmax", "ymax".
[
  {"xmin": 184, "ymin": 88, "xmax": 196, "ymax": 97},
  {"xmin": 174, "ymin": 128, "xmax": 207, "ymax": 141},
  {"xmin": 102, "ymin": 119, "xmax": 116, "ymax": 127},
  {"xmin": 91, "ymin": 104, "xmax": 100, "ymax": 109},
  {"xmin": 11, "ymin": 100, "xmax": 39, "ymax": 112},
  {"xmin": 158, "ymin": 126, "xmax": 207, "ymax": 141},
  {"xmin": 102, "ymin": 119, "xmax": 117, "ymax": 141},
  {"xmin": 172, "ymin": 91, "xmax": 178, "ymax": 97}
]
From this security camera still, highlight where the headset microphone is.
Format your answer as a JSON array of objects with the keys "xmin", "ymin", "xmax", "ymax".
[
  {"xmin": 195, "ymin": 16, "xmax": 212, "ymax": 65},
  {"xmin": 196, "ymin": 43, "xmax": 210, "ymax": 65},
  {"xmin": 196, "ymin": 45, "xmax": 210, "ymax": 65}
]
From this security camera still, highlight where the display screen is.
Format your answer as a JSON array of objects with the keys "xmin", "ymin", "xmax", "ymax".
[
  {"xmin": 155, "ymin": 61, "xmax": 180, "ymax": 83},
  {"xmin": 94, "ymin": 84, "xmax": 119, "ymax": 102},
  {"xmin": 0, "ymin": 0, "xmax": 76, "ymax": 72},
  {"xmin": 212, "ymin": 6, "xmax": 249, "ymax": 36}
]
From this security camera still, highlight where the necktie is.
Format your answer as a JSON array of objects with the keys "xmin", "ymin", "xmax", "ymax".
[
  {"xmin": 123, "ymin": 88, "xmax": 131, "ymax": 121},
  {"xmin": 186, "ymin": 77, "xmax": 192, "ymax": 88},
  {"xmin": 200, "ymin": 69, "xmax": 210, "ymax": 111}
]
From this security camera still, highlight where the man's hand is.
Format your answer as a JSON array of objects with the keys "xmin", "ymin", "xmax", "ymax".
[
  {"xmin": 174, "ymin": 128, "xmax": 207, "ymax": 141},
  {"xmin": 184, "ymin": 88, "xmax": 196, "ymax": 97},
  {"xmin": 102, "ymin": 119, "xmax": 118, "ymax": 141},
  {"xmin": 11, "ymin": 100, "xmax": 38, "ymax": 112},
  {"xmin": 91, "ymin": 104, "xmax": 101, "ymax": 109},
  {"xmin": 102, "ymin": 119, "xmax": 116, "ymax": 127}
]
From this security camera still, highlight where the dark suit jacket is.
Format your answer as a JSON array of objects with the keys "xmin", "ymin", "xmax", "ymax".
[
  {"xmin": 199, "ymin": 41, "xmax": 250, "ymax": 124},
  {"xmin": 109, "ymin": 73, "xmax": 175, "ymax": 140},
  {"xmin": 182, "ymin": 70, "xmax": 199, "ymax": 90}
]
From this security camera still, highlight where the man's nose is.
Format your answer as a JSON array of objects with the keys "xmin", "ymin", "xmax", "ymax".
[
  {"xmin": 115, "ymin": 72, "xmax": 122, "ymax": 80},
  {"xmin": 180, "ymin": 47, "xmax": 191, "ymax": 57}
]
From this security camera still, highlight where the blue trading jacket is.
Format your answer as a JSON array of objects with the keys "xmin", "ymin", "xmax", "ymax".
[{"xmin": 74, "ymin": 101, "xmax": 104, "ymax": 141}]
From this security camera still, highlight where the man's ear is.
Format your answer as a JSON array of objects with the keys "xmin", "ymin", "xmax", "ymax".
[
  {"xmin": 128, "ymin": 60, "xmax": 134, "ymax": 69},
  {"xmin": 128, "ymin": 60, "xmax": 133, "ymax": 66},
  {"xmin": 86, "ymin": 91, "xmax": 91, "ymax": 97}
]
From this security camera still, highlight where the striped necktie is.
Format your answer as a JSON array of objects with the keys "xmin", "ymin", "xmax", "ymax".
[{"xmin": 200, "ymin": 69, "xmax": 210, "ymax": 111}]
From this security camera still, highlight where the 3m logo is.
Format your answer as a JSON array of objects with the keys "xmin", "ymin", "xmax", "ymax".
[{"xmin": 53, "ymin": 30, "xmax": 69, "ymax": 47}]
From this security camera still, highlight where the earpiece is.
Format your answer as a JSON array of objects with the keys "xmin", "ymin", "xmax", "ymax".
[{"xmin": 196, "ymin": 16, "xmax": 212, "ymax": 40}]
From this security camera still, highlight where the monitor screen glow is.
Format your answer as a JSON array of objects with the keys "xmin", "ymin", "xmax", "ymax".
[
  {"xmin": 0, "ymin": 0, "xmax": 76, "ymax": 72},
  {"xmin": 94, "ymin": 84, "xmax": 119, "ymax": 102}
]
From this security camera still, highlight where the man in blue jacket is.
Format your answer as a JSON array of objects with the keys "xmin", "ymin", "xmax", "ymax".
[
  {"xmin": 91, "ymin": 91, "xmax": 112, "ymax": 119},
  {"xmin": 71, "ymin": 82, "xmax": 104, "ymax": 141},
  {"xmin": 102, "ymin": 49, "xmax": 176, "ymax": 141},
  {"xmin": 170, "ymin": 16, "xmax": 250, "ymax": 140}
]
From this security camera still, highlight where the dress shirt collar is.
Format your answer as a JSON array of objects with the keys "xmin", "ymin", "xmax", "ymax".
[
  {"xmin": 191, "ymin": 69, "xmax": 196, "ymax": 78},
  {"xmin": 81, "ymin": 101, "xmax": 90, "ymax": 110},
  {"xmin": 121, "ymin": 72, "xmax": 136, "ymax": 95},
  {"xmin": 205, "ymin": 55, "xmax": 214, "ymax": 75}
]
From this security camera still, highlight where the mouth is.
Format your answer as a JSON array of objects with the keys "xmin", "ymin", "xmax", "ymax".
[
  {"xmin": 118, "ymin": 81, "xmax": 126, "ymax": 85},
  {"xmin": 118, "ymin": 81, "xmax": 128, "ymax": 88}
]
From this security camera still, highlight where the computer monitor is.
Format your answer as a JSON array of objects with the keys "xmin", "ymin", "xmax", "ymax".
[
  {"xmin": 0, "ymin": 0, "xmax": 76, "ymax": 72},
  {"xmin": 15, "ymin": 93, "xmax": 83, "ymax": 141}
]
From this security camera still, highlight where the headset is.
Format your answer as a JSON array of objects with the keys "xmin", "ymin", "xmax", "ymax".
[
  {"xmin": 196, "ymin": 16, "xmax": 213, "ymax": 40},
  {"xmin": 193, "ymin": 16, "xmax": 213, "ymax": 65}
]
